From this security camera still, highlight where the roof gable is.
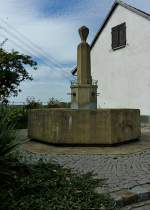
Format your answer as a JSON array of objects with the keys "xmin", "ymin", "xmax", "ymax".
[
  {"xmin": 91, "ymin": 0, "xmax": 150, "ymax": 49},
  {"xmin": 72, "ymin": 0, "xmax": 150, "ymax": 75}
]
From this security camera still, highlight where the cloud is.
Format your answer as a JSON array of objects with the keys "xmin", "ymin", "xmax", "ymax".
[
  {"xmin": 0, "ymin": 0, "xmax": 149, "ymax": 103},
  {"xmin": 0, "ymin": 0, "xmax": 114, "ymax": 63},
  {"xmin": 9, "ymin": 62, "xmax": 73, "ymax": 103},
  {"xmin": 29, "ymin": 64, "xmax": 72, "ymax": 82}
]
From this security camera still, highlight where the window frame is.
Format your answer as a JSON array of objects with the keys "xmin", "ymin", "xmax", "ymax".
[{"xmin": 111, "ymin": 22, "xmax": 126, "ymax": 50}]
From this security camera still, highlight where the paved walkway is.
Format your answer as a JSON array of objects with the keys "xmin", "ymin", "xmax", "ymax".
[
  {"xmin": 25, "ymin": 150, "xmax": 150, "ymax": 193},
  {"xmin": 23, "ymin": 127, "xmax": 150, "ymax": 208}
]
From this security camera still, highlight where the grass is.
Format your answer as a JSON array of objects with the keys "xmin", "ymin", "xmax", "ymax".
[{"xmin": 0, "ymin": 159, "xmax": 119, "ymax": 210}]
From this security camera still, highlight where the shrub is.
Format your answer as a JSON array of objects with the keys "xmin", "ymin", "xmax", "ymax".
[
  {"xmin": 47, "ymin": 97, "xmax": 61, "ymax": 108},
  {"xmin": 0, "ymin": 106, "xmax": 27, "ymax": 199},
  {"xmin": 25, "ymin": 97, "xmax": 43, "ymax": 109},
  {"xmin": 59, "ymin": 101, "xmax": 71, "ymax": 108},
  {"xmin": 0, "ymin": 161, "xmax": 119, "ymax": 210},
  {"xmin": 47, "ymin": 97, "xmax": 70, "ymax": 108},
  {"xmin": 8, "ymin": 106, "xmax": 28, "ymax": 129},
  {"xmin": 0, "ymin": 106, "xmax": 17, "ymax": 158}
]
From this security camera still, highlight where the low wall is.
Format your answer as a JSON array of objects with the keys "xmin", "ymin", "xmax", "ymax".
[
  {"xmin": 28, "ymin": 109, "xmax": 141, "ymax": 145},
  {"xmin": 141, "ymin": 115, "xmax": 150, "ymax": 127}
]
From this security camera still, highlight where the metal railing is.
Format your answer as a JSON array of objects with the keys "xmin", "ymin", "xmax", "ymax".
[{"xmin": 71, "ymin": 79, "xmax": 98, "ymax": 86}]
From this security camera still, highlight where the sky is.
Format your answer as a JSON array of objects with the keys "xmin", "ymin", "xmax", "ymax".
[{"xmin": 0, "ymin": 0, "xmax": 149, "ymax": 104}]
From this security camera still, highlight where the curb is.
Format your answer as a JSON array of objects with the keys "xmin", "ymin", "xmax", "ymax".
[{"xmin": 110, "ymin": 183, "xmax": 150, "ymax": 207}]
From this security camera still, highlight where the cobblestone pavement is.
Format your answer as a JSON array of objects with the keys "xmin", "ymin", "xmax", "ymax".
[
  {"xmin": 23, "ymin": 127, "xmax": 150, "ymax": 208},
  {"xmin": 42, "ymin": 150, "xmax": 150, "ymax": 193},
  {"xmin": 23, "ymin": 147, "xmax": 150, "ymax": 194},
  {"xmin": 22, "ymin": 148, "xmax": 150, "ymax": 208}
]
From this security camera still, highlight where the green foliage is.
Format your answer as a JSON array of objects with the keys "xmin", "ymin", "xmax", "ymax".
[
  {"xmin": 59, "ymin": 101, "xmax": 70, "ymax": 108},
  {"xmin": 0, "ymin": 106, "xmax": 18, "ymax": 158},
  {"xmin": 3, "ymin": 97, "xmax": 71, "ymax": 129},
  {"xmin": 26, "ymin": 97, "xmax": 43, "ymax": 109},
  {"xmin": 47, "ymin": 97, "xmax": 70, "ymax": 108},
  {"xmin": 0, "ymin": 160, "xmax": 119, "ymax": 210},
  {"xmin": 47, "ymin": 97, "xmax": 61, "ymax": 108},
  {"xmin": 8, "ymin": 106, "xmax": 28, "ymax": 129},
  {"xmin": 6, "ymin": 98, "xmax": 43, "ymax": 129},
  {"xmin": 0, "ymin": 48, "xmax": 37, "ymax": 103},
  {"xmin": 0, "ymin": 107, "xmax": 27, "ymax": 206}
]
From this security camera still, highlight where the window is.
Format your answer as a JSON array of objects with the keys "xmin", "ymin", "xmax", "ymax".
[{"xmin": 112, "ymin": 22, "xmax": 126, "ymax": 50}]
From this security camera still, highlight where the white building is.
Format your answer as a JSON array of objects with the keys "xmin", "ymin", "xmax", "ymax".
[{"xmin": 72, "ymin": 0, "xmax": 150, "ymax": 124}]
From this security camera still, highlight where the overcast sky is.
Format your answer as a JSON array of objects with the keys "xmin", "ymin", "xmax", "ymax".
[{"xmin": 0, "ymin": 0, "xmax": 149, "ymax": 103}]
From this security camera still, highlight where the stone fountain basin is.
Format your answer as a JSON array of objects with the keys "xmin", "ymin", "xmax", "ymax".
[{"xmin": 28, "ymin": 108, "xmax": 141, "ymax": 145}]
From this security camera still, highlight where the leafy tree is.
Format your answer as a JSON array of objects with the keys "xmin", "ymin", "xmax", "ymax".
[{"xmin": 0, "ymin": 48, "xmax": 37, "ymax": 103}]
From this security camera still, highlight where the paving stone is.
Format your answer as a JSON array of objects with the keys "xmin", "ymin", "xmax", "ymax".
[{"xmin": 22, "ymin": 127, "xmax": 150, "ymax": 208}]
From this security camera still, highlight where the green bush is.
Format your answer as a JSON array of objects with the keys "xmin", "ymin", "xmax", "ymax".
[
  {"xmin": 59, "ymin": 101, "xmax": 70, "ymax": 108},
  {"xmin": 3, "ymin": 97, "xmax": 43, "ymax": 130},
  {"xmin": 0, "ymin": 161, "xmax": 119, "ymax": 210},
  {"xmin": 26, "ymin": 97, "xmax": 43, "ymax": 109},
  {"xmin": 8, "ymin": 106, "xmax": 27, "ymax": 129},
  {"xmin": 0, "ymin": 106, "xmax": 18, "ymax": 158},
  {"xmin": 0, "ymin": 106, "xmax": 27, "ymax": 206},
  {"xmin": 47, "ymin": 97, "xmax": 70, "ymax": 108}
]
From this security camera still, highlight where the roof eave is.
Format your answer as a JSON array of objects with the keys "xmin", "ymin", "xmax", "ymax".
[{"xmin": 91, "ymin": 1, "xmax": 118, "ymax": 49}]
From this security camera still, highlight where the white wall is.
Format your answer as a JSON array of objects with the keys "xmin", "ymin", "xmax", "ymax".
[{"xmin": 91, "ymin": 5, "xmax": 150, "ymax": 115}]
